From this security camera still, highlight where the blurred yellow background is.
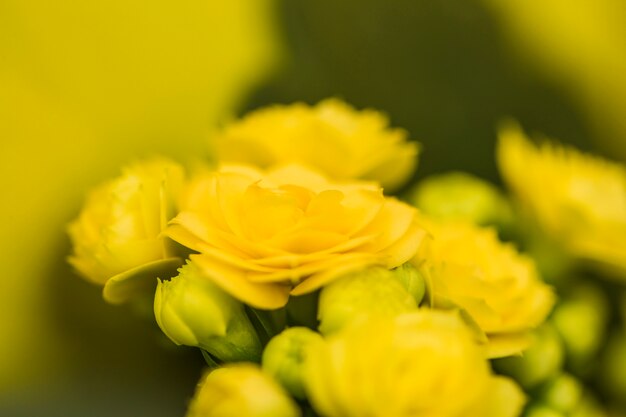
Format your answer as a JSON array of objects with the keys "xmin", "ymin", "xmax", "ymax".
[{"xmin": 0, "ymin": 0, "xmax": 278, "ymax": 415}]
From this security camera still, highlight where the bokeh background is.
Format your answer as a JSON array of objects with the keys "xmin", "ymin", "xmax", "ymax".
[{"xmin": 1, "ymin": 0, "xmax": 625, "ymax": 415}]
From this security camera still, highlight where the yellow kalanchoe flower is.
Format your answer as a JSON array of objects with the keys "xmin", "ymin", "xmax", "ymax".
[
  {"xmin": 68, "ymin": 158, "xmax": 185, "ymax": 303},
  {"xmin": 187, "ymin": 363, "xmax": 301, "ymax": 417},
  {"xmin": 167, "ymin": 164, "xmax": 428, "ymax": 309},
  {"xmin": 303, "ymin": 310, "xmax": 526, "ymax": 417},
  {"xmin": 419, "ymin": 219, "xmax": 554, "ymax": 357},
  {"xmin": 212, "ymin": 99, "xmax": 419, "ymax": 192},
  {"xmin": 497, "ymin": 123, "xmax": 626, "ymax": 278}
]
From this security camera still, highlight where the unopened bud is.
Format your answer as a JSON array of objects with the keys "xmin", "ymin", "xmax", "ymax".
[
  {"xmin": 317, "ymin": 267, "xmax": 417, "ymax": 335},
  {"xmin": 187, "ymin": 363, "xmax": 301, "ymax": 417},
  {"xmin": 262, "ymin": 327, "xmax": 323, "ymax": 399},
  {"xmin": 408, "ymin": 171, "xmax": 512, "ymax": 229},
  {"xmin": 154, "ymin": 263, "xmax": 261, "ymax": 361}
]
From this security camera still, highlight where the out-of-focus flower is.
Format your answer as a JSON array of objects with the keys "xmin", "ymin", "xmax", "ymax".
[
  {"xmin": 262, "ymin": 327, "xmax": 323, "ymax": 399},
  {"xmin": 418, "ymin": 219, "xmax": 554, "ymax": 357},
  {"xmin": 481, "ymin": 0, "xmax": 626, "ymax": 162},
  {"xmin": 166, "ymin": 164, "xmax": 428, "ymax": 309},
  {"xmin": 303, "ymin": 310, "xmax": 525, "ymax": 417},
  {"xmin": 211, "ymin": 99, "xmax": 419, "ymax": 192},
  {"xmin": 154, "ymin": 263, "xmax": 261, "ymax": 362},
  {"xmin": 186, "ymin": 363, "xmax": 301, "ymax": 417},
  {"xmin": 68, "ymin": 158, "xmax": 185, "ymax": 303},
  {"xmin": 408, "ymin": 171, "xmax": 513, "ymax": 229},
  {"xmin": 497, "ymin": 123, "xmax": 626, "ymax": 278},
  {"xmin": 317, "ymin": 266, "xmax": 418, "ymax": 335}
]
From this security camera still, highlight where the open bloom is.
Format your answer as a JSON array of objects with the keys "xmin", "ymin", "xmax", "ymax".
[
  {"xmin": 166, "ymin": 164, "xmax": 428, "ymax": 309},
  {"xmin": 303, "ymin": 310, "xmax": 525, "ymax": 417},
  {"xmin": 68, "ymin": 158, "xmax": 185, "ymax": 302},
  {"xmin": 418, "ymin": 219, "xmax": 554, "ymax": 357},
  {"xmin": 211, "ymin": 99, "xmax": 419, "ymax": 192},
  {"xmin": 497, "ymin": 123, "xmax": 626, "ymax": 278}
]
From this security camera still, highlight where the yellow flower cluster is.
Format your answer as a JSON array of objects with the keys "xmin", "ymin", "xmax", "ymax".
[
  {"xmin": 67, "ymin": 100, "xmax": 565, "ymax": 417},
  {"xmin": 304, "ymin": 310, "xmax": 525, "ymax": 417},
  {"xmin": 418, "ymin": 219, "xmax": 555, "ymax": 357},
  {"xmin": 212, "ymin": 99, "xmax": 419, "ymax": 192},
  {"xmin": 498, "ymin": 123, "xmax": 626, "ymax": 277},
  {"xmin": 166, "ymin": 164, "xmax": 427, "ymax": 309}
]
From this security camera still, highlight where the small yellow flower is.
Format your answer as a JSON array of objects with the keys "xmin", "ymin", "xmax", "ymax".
[
  {"xmin": 166, "ymin": 164, "xmax": 428, "ymax": 309},
  {"xmin": 419, "ymin": 219, "xmax": 554, "ymax": 357},
  {"xmin": 211, "ymin": 99, "xmax": 419, "ymax": 192},
  {"xmin": 497, "ymin": 123, "xmax": 626, "ymax": 278},
  {"xmin": 303, "ymin": 310, "xmax": 526, "ymax": 417},
  {"xmin": 187, "ymin": 363, "xmax": 301, "ymax": 417},
  {"xmin": 68, "ymin": 158, "xmax": 185, "ymax": 303}
]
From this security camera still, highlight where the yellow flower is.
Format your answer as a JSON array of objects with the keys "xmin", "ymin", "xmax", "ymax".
[
  {"xmin": 166, "ymin": 164, "xmax": 428, "ymax": 309},
  {"xmin": 303, "ymin": 310, "xmax": 525, "ymax": 417},
  {"xmin": 187, "ymin": 363, "xmax": 301, "ymax": 417},
  {"xmin": 419, "ymin": 219, "xmax": 554, "ymax": 357},
  {"xmin": 68, "ymin": 158, "xmax": 185, "ymax": 303},
  {"xmin": 497, "ymin": 123, "xmax": 626, "ymax": 278},
  {"xmin": 211, "ymin": 99, "xmax": 419, "ymax": 192}
]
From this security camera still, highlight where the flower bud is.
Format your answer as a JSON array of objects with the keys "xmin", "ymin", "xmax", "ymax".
[
  {"xmin": 494, "ymin": 324, "xmax": 564, "ymax": 389},
  {"xmin": 599, "ymin": 330, "xmax": 626, "ymax": 404},
  {"xmin": 262, "ymin": 327, "xmax": 323, "ymax": 399},
  {"xmin": 524, "ymin": 405, "xmax": 564, "ymax": 417},
  {"xmin": 186, "ymin": 363, "xmax": 301, "ymax": 417},
  {"xmin": 154, "ymin": 263, "xmax": 261, "ymax": 362},
  {"xmin": 317, "ymin": 267, "xmax": 417, "ymax": 335},
  {"xmin": 551, "ymin": 284, "xmax": 609, "ymax": 373},
  {"xmin": 541, "ymin": 374, "xmax": 583, "ymax": 414},
  {"xmin": 408, "ymin": 171, "xmax": 513, "ymax": 229},
  {"xmin": 390, "ymin": 262, "xmax": 426, "ymax": 305}
]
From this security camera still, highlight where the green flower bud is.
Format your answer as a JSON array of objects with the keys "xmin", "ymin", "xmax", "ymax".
[
  {"xmin": 493, "ymin": 324, "xmax": 564, "ymax": 389},
  {"xmin": 570, "ymin": 394, "xmax": 608, "ymax": 417},
  {"xmin": 599, "ymin": 330, "xmax": 626, "ymax": 404},
  {"xmin": 262, "ymin": 327, "xmax": 323, "ymax": 399},
  {"xmin": 408, "ymin": 171, "xmax": 513, "ymax": 229},
  {"xmin": 541, "ymin": 374, "xmax": 583, "ymax": 414},
  {"xmin": 390, "ymin": 262, "xmax": 426, "ymax": 305},
  {"xmin": 551, "ymin": 283, "xmax": 609, "ymax": 373},
  {"xmin": 317, "ymin": 267, "xmax": 417, "ymax": 335},
  {"xmin": 154, "ymin": 263, "xmax": 261, "ymax": 362},
  {"xmin": 186, "ymin": 363, "xmax": 301, "ymax": 417},
  {"xmin": 524, "ymin": 405, "xmax": 565, "ymax": 417}
]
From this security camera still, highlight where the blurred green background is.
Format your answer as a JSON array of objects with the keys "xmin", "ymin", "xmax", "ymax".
[{"xmin": 1, "ymin": 0, "xmax": 624, "ymax": 415}]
